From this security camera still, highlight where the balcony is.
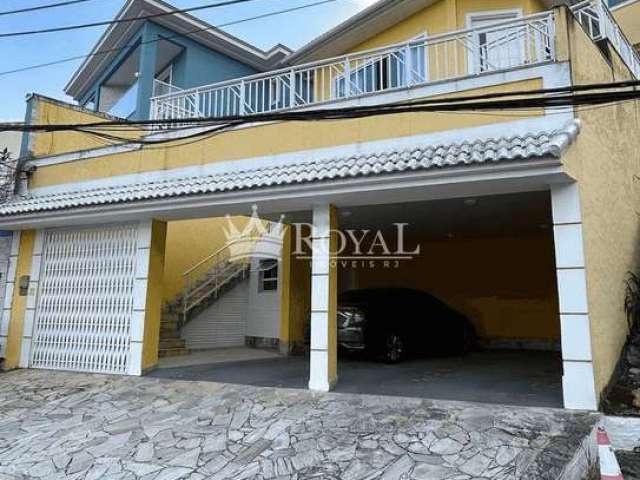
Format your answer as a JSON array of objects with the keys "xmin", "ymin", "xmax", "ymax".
[{"xmin": 148, "ymin": 1, "xmax": 638, "ymax": 122}]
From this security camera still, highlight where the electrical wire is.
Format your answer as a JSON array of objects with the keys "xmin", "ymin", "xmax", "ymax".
[
  {"xmin": 5, "ymin": 79, "xmax": 638, "ymax": 134},
  {"xmin": 0, "ymin": 0, "xmax": 96, "ymax": 16},
  {"xmin": 0, "ymin": 0, "xmax": 263, "ymax": 38},
  {"xmin": 0, "ymin": 0, "xmax": 337, "ymax": 77}
]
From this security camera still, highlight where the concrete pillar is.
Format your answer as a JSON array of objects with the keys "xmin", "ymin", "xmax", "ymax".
[
  {"xmin": 130, "ymin": 219, "xmax": 167, "ymax": 375},
  {"xmin": 2, "ymin": 230, "xmax": 36, "ymax": 369},
  {"xmin": 135, "ymin": 24, "xmax": 159, "ymax": 121},
  {"xmin": 551, "ymin": 183, "xmax": 598, "ymax": 410},
  {"xmin": 309, "ymin": 205, "xmax": 338, "ymax": 391}
]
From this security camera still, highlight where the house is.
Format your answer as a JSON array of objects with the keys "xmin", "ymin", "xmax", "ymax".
[{"xmin": 1, "ymin": 0, "xmax": 639, "ymax": 412}]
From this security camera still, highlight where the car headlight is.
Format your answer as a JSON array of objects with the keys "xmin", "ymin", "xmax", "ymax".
[{"xmin": 338, "ymin": 309, "xmax": 365, "ymax": 328}]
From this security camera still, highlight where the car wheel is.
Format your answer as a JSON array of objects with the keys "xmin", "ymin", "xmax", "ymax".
[
  {"xmin": 384, "ymin": 333, "xmax": 405, "ymax": 363},
  {"xmin": 463, "ymin": 323, "xmax": 477, "ymax": 353}
]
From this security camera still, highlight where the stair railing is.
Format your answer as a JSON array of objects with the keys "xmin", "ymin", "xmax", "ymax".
[{"xmin": 180, "ymin": 221, "xmax": 276, "ymax": 327}]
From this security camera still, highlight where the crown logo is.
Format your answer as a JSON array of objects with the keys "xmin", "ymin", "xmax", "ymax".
[{"xmin": 223, "ymin": 205, "xmax": 285, "ymax": 262}]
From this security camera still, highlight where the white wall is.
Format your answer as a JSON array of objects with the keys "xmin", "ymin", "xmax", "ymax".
[
  {"xmin": 183, "ymin": 279, "xmax": 250, "ymax": 350},
  {"xmin": 245, "ymin": 257, "xmax": 281, "ymax": 339}
]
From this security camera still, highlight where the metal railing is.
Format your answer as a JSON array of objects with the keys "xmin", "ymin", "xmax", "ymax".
[
  {"xmin": 150, "ymin": 11, "xmax": 556, "ymax": 122},
  {"xmin": 571, "ymin": 0, "xmax": 640, "ymax": 78},
  {"xmin": 180, "ymin": 221, "xmax": 276, "ymax": 326}
]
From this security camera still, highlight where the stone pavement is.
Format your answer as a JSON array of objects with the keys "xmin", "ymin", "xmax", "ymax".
[{"xmin": 0, "ymin": 370, "xmax": 599, "ymax": 480}]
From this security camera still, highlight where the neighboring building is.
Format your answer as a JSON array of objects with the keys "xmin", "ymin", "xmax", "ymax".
[
  {"xmin": 65, "ymin": 0, "xmax": 289, "ymax": 120},
  {"xmin": 1, "ymin": 0, "xmax": 640, "ymax": 412}
]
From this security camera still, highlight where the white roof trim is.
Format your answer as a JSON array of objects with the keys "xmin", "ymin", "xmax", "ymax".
[{"xmin": 3, "ymin": 119, "xmax": 580, "ymax": 217}]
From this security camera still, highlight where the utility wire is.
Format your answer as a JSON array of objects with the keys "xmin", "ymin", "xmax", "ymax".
[
  {"xmin": 0, "ymin": 0, "xmax": 337, "ymax": 76},
  {"xmin": 0, "ymin": 0, "xmax": 96, "ymax": 16},
  {"xmin": 4, "ymin": 81, "xmax": 640, "ymax": 150},
  {"xmin": 6, "ymin": 79, "xmax": 637, "ymax": 132},
  {"xmin": 0, "ymin": 0, "xmax": 263, "ymax": 38}
]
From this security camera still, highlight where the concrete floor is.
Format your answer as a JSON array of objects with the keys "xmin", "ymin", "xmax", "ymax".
[
  {"xmin": 150, "ymin": 350, "xmax": 563, "ymax": 408},
  {"xmin": 157, "ymin": 347, "xmax": 281, "ymax": 369}
]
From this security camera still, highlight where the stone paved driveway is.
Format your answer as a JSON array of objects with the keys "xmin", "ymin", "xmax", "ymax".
[{"xmin": 0, "ymin": 370, "xmax": 598, "ymax": 480}]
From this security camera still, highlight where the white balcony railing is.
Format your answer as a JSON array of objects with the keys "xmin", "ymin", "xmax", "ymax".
[
  {"xmin": 571, "ymin": 0, "xmax": 640, "ymax": 78},
  {"xmin": 150, "ymin": 11, "xmax": 555, "ymax": 122}
]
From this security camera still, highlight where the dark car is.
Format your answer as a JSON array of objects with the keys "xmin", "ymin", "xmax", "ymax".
[{"xmin": 337, "ymin": 288, "xmax": 476, "ymax": 363}]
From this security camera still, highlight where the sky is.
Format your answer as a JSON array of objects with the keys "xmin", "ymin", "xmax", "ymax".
[{"xmin": 0, "ymin": 0, "xmax": 377, "ymax": 121}]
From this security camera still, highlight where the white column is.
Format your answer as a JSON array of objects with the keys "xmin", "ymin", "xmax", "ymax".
[
  {"xmin": 19, "ymin": 230, "xmax": 44, "ymax": 368},
  {"xmin": 551, "ymin": 183, "xmax": 597, "ymax": 410},
  {"xmin": 309, "ymin": 204, "xmax": 338, "ymax": 391},
  {"xmin": 0, "ymin": 232, "xmax": 20, "ymax": 357},
  {"xmin": 129, "ymin": 220, "xmax": 153, "ymax": 376}
]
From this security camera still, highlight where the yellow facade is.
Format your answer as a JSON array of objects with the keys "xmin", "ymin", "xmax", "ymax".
[
  {"xmin": 613, "ymin": 0, "xmax": 640, "ymax": 48},
  {"xmin": 7, "ymin": 0, "xmax": 640, "ymax": 404},
  {"xmin": 3, "ymin": 231, "xmax": 35, "ymax": 369},
  {"xmin": 29, "ymin": 78, "xmax": 542, "ymax": 190},
  {"xmin": 28, "ymin": 96, "xmax": 144, "ymax": 159},
  {"xmin": 559, "ymin": 14, "xmax": 640, "ymax": 396}
]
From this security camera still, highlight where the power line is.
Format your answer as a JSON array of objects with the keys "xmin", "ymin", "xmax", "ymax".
[
  {"xmin": 0, "ymin": 0, "xmax": 337, "ymax": 77},
  {"xmin": 8, "ymin": 78, "xmax": 638, "ymax": 132},
  {"xmin": 0, "ymin": 0, "xmax": 262, "ymax": 38},
  {"xmin": 0, "ymin": 0, "xmax": 95, "ymax": 16},
  {"xmin": 3, "ymin": 81, "xmax": 639, "ymax": 148}
]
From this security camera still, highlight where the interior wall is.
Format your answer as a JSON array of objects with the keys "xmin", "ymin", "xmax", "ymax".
[
  {"xmin": 339, "ymin": 230, "xmax": 560, "ymax": 342},
  {"xmin": 162, "ymin": 216, "xmax": 249, "ymax": 302}
]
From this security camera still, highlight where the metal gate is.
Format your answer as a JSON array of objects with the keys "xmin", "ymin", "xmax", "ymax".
[{"xmin": 30, "ymin": 225, "xmax": 138, "ymax": 374}]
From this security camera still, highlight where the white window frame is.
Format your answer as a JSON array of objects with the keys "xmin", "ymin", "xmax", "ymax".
[
  {"xmin": 466, "ymin": 9, "xmax": 524, "ymax": 75},
  {"xmin": 258, "ymin": 258, "xmax": 278, "ymax": 293},
  {"xmin": 156, "ymin": 64, "xmax": 173, "ymax": 85},
  {"xmin": 332, "ymin": 31, "xmax": 429, "ymax": 99}
]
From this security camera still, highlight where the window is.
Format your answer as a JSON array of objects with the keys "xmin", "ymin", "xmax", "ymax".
[
  {"xmin": 333, "ymin": 34, "xmax": 427, "ymax": 98},
  {"xmin": 258, "ymin": 259, "xmax": 278, "ymax": 292},
  {"xmin": 467, "ymin": 10, "xmax": 523, "ymax": 74},
  {"xmin": 84, "ymin": 94, "xmax": 96, "ymax": 111}
]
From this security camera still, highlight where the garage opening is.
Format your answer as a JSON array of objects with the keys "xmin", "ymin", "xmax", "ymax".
[
  {"xmin": 331, "ymin": 191, "xmax": 562, "ymax": 407},
  {"xmin": 151, "ymin": 191, "xmax": 563, "ymax": 408}
]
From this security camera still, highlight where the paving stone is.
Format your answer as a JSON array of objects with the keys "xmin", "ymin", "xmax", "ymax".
[
  {"xmin": 0, "ymin": 369, "xmax": 599, "ymax": 480},
  {"xmin": 168, "ymin": 448, "xmax": 201, "ymax": 468},
  {"xmin": 135, "ymin": 442, "xmax": 155, "ymax": 462}
]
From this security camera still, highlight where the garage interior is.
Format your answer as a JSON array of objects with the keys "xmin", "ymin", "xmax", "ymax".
[{"xmin": 151, "ymin": 190, "xmax": 564, "ymax": 408}]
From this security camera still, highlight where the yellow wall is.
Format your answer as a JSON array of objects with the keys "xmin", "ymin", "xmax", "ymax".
[
  {"xmin": 28, "ymin": 96, "xmax": 144, "ymax": 158},
  {"xmin": 339, "ymin": 230, "xmax": 560, "ymax": 341},
  {"xmin": 560, "ymin": 12, "xmax": 640, "ymax": 397},
  {"xmin": 613, "ymin": 0, "xmax": 640, "ymax": 48},
  {"xmin": 162, "ymin": 216, "xmax": 251, "ymax": 302},
  {"xmin": 279, "ymin": 225, "xmax": 312, "ymax": 353},
  {"xmin": 142, "ymin": 221, "xmax": 167, "ymax": 371},
  {"xmin": 30, "ymin": 79, "xmax": 542, "ymax": 189},
  {"xmin": 3, "ymin": 231, "xmax": 35, "ymax": 369},
  {"xmin": 350, "ymin": 0, "xmax": 546, "ymax": 53}
]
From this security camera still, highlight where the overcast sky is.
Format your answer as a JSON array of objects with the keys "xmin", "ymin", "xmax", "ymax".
[{"xmin": 0, "ymin": 0, "xmax": 377, "ymax": 121}]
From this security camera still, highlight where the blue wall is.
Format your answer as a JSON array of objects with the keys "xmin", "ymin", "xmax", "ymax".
[{"xmin": 78, "ymin": 21, "xmax": 259, "ymax": 120}]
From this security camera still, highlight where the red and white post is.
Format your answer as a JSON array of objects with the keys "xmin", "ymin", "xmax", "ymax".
[{"xmin": 598, "ymin": 426, "xmax": 624, "ymax": 480}]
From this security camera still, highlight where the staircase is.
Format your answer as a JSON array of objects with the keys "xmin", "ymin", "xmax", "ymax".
[{"xmin": 157, "ymin": 217, "xmax": 282, "ymax": 358}]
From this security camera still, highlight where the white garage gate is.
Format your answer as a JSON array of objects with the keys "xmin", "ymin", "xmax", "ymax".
[{"xmin": 29, "ymin": 224, "xmax": 139, "ymax": 374}]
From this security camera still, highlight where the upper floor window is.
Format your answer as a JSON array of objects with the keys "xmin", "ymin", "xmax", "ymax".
[
  {"xmin": 333, "ymin": 33, "xmax": 428, "ymax": 98},
  {"xmin": 467, "ymin": 10, "xmax": 524, "ymax": 74}
]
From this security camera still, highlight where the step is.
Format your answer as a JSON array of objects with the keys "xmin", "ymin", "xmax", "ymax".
[
  {"xmin": 159, "ymin": 338, "xmax": 186, "ymax": 349},
  {"xmin": 158, "ymin": 347, "xmax": 191, "ymax": 358}
]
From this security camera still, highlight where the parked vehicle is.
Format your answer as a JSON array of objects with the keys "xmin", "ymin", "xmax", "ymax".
[{"xmin": 337, "ymin": 288, "xmax": 476, "ymax": 363}]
